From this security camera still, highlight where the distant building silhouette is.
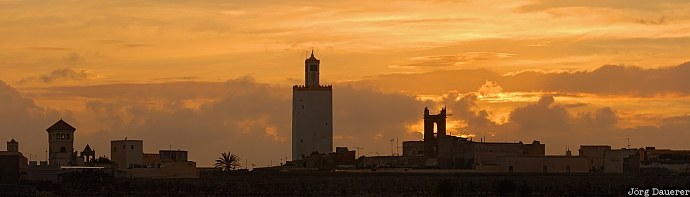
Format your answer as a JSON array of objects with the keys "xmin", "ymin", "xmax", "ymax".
[
  {"xmin": 292, "ymin": 51, "xmax": 333, "ymax": 160},
  {"xmin": 0, "ymin": 138, "xmax": 28, "ymax": 184},
  {"xmin": 423, "ymin": 107, "xmax": 446, "ymax": 157},
  {"xmin": 80, "ymin": 144, "xmax": 96, "ymax": 163},
  {"xmin": 111, "ymin": 139, "xmax": 144, "ymax": 169},
  {"xmin": 7, "ymin": 138, "xmax": 18, "ymax": 152},
  {"xmin": 46, "ymin": 119, "xmax": 77, "ymax": 166}
]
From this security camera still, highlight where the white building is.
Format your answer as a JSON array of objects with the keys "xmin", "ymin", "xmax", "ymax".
[
  {"xmin": 111, "ymin": 139, "xmax": 144, "ymax": 169},
  {"xmin": 292, "ymin": 51, "xmax": 333, "ymax": 160}
]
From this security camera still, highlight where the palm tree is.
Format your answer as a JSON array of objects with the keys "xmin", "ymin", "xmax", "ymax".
[{"xmin": 214, "ymin": 151, "xmax": 241, "ymax": 171}]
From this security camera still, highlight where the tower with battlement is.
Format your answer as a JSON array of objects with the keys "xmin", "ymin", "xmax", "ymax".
[{"xmin": 292, "ymin": 51, "xmax": 333, "ymax": 160}]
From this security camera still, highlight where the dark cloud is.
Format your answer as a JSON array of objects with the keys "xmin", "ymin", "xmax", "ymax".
[
  {"xmin": 508, "ymin": 95, "xmax": 570, "ymax": 134},
  {"xmin": 0, "ymin": 80, "xmax": 65, "ymax": 158},
  {"xmin": 333, "ymin": 85, "xmax": 424, "ymax": 150},
  {"xmin": 353, "ymin": 62, "xmax": 690, "ymax": 96},
  {"xmin": 501, "ymin": 62, "xmax": 690, "ymax": 96},
  {"xmin": 635, "ymin": 16, "xmax": 668, "ymax": 25},
  {"xmin": 444, "ymin": 92, "xmax": 496, "ymax": 134},
  {"xmin": 63, "ymin": 52, "xmax": 84, "ymax": 64},
  {"xmin": 492, "ymin": 95, "xmax": 690, "ymax": 153},
  {"xmin": 19, "ymin": 68, "xmax": 93, "ymax": 84}
]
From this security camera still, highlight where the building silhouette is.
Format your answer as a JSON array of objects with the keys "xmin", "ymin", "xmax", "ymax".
[
  {"xmin": 46, "ymin": 119, "xmax": 76, "ymax": 166},
  {"xmin": 7, "ymin": 138, "xmax": 18, "ymax": 152},
  {"xmin": 111, "ymin": 139, "xmax": 144, "ymax": 169},
  {"xmin": 292, "ymin": 51, "xmax": 333, "ymax": 160}
]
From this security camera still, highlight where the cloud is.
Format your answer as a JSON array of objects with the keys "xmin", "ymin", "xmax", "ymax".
[
  {"xmin": 477, "ymin": 80, "xmax": 503, "ymax": 96},
  {"xmin": 333, "ymin": 85, "xmax": 424, "ymax": 149},
  {"xmin": 635, "ymin": 16, "xmax": 668, "ymax": 25},
  {"xmin": 444, "ymin": 92, "xmax": 497, "ymax": 134},
  {"xmin": 353, "ymin": 62, "xmax": 690, "ymax": 96},
  {"xmin": 19, "ymin": 68, "xmax": 94, "ymax": 84},
  {"xmin": 508, "ymin": 95, "xmax": 571, "ymax": 134},
  {"xmin": 390, "ymin": 52, "xmax": 515, "ymax": 69},
  {"xmin": 28, "ymin": 47, "xmax": 73, "ymax": 51},
  {"xmin": 63, "ymin": 52, "xmax": 84, "ymax": 64},
  {"xmin": 489, "ymin": 94, "xmax": 689, "ymax": 153},
  {"xmin": 501, "ymin": 62, "xmax": 690, "ymax": 96},
  {"xmin": 518, "ymin": 0, "xmax": 690, "ymax": 12},
  {"xmin": 0, "ymin": 80, "xmax": 64, "ymax": 157},
  {"xmin": 125, "ymin": 44, "xmax": 154, "ymax": 48}
]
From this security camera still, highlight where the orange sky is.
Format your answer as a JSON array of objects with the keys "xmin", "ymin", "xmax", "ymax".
[{"xmin": 1, "ymin": 0, "xmax": 690, "ymax": 167}]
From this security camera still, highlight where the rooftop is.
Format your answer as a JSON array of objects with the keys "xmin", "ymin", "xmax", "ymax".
[{"xmin": 46, "ymin": 119, "xmax": 76, "ymax": 132}]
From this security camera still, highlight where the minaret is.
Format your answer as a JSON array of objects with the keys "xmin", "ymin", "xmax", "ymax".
[
  {"xmin": 7, "ymin": 138, "xmax": 18, "ymax": 152},
  {"xmin": 46, "ymin": 119, "xmax": 76, "ymax": 166},
  {"xmin": 292, "ymin": 51, "xmax": 333, "ymax": 160},
  {"xmin": 305, "ymin": 50, "xmax": 320, "ymax": 87}
]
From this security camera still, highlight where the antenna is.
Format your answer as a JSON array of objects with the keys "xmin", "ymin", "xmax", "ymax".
[
  {"xmin": 27, "ymin": 153, "xmax": 36, "ymax": 161},
  {"xmin": 622, "ymin": 138, "xmax": 631, "ymax": 148}
]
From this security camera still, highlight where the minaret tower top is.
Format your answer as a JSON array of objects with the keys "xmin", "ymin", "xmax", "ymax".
[{"xmin": 304, "ymin": 50, "xmax": 320, "ymax": 87}]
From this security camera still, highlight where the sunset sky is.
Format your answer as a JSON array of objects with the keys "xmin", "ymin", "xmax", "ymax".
[{"xmin": 2, "ymin": 0, "xmax": 690, "ymax": 167}]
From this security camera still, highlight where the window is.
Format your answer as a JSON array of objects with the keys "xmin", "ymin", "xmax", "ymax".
[
  {"xmin": 309, "ymin": 64, "xmax": 318, "ymax": 71},
  {"xmin": 301, "ymin": 105, "xmax": 304, "ymax": 109},
  {"xmin": 131, "ymin": 145, "xmax": 134, "ymax": 149},
  {"xmin": 65, "ymin": 134, "xmax": 70, "ymax": 140},
  {"xmin": 113, "ymin": 147, "xmax": 117, "ymax": 152},
  {"xmin": 60, "ymin": 146, "xmax": 66, "ymax": 153},
  {"xmin": 543, "ymin": 165, "xmax": 548, "ymax": 173},
  {"xmin": 509, "ymin": 166, "xmax": 514, "ymax": 173},
  {"xmin": 566, "ymin": 165, "xmax": 571, "ymax": 173}
]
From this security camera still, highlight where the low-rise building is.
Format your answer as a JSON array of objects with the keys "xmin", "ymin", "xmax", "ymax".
[
  {"xmin": 111, "ymin": 139, "xmax": 144, "ymax": 169},
  {"xmin": 498, "ymin": 156, "xmax": 590, "ymax": 173}
]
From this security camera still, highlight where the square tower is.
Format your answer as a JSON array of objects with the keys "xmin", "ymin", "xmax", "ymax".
[
  {"xmin": 111, "ymin": 139, "xmax": 144, "ymax": 169},
  {"xmin": 46, "ymin": 119, "xmax": 76, "ymax": 166},
  {"xmin": 7, "ymin": 138, "xmax": 18, "ymax": 152},
  {"xmin": 292, "ymin": 51, "xmax": 333, "ymax": 160}
]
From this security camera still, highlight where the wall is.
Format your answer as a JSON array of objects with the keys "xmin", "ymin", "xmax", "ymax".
[
  {"xmin": 111, "ymin": 140, "xmax": 144, "ymax": 169},
  {"xmin": 0, "ymin": 154, "xmax": 22, "ymax": 184},
  {"xmin": 123, "ymin": 161, "xmax": 198, "ymax": 178},
  {"xmin": 48, "ymin": 132, "xmax": 74, "ymax": 166},
  {"xmin": 292, "ymin": 88, "xmax": 333, "ymax": 160},
  {"xmin": 604, "ymin": 149, "xmax": 639, "ymax": 173},
  {"xmin": 159, "ymin": 150, "xmax": 188, "ymax": 163},
  {"xmin": 498, "ymin": 156, "xmax": 590, "ymax": 173},
  {"xmin": 579, "ymin": 145, "xmax": 611, "ymax": 172},
  {"xmin": 403, "ymin": 141, "xmax": 424, "ymax": 156}
]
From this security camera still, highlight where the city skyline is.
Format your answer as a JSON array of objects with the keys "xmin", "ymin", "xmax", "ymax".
[{"xmin": 2, "ymin": 0, "xmax": 690, "ymax": 167}]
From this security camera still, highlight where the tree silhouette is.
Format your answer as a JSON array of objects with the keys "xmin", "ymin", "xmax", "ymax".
[{"xmin": 214, "ymin": 151, "xmax": 241, "ymax": 171}]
